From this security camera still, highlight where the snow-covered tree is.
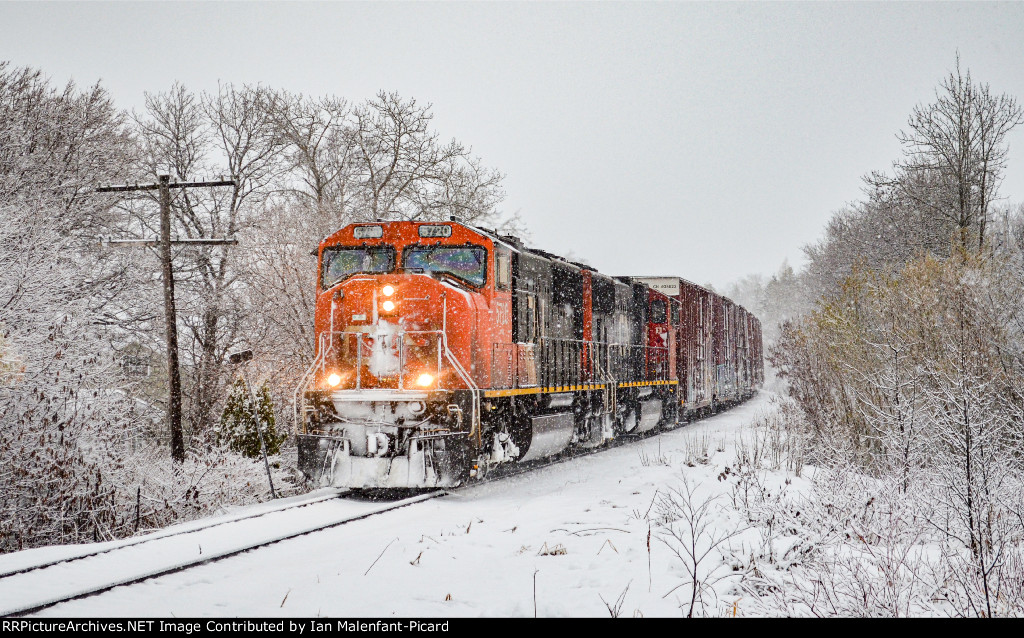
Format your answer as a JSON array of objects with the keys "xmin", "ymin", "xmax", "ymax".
[
  {"xmin": 0, "ymin": 61, "xmax": 141, "ymax": 550},
  {"xmin": 215, "ymin": 378, "xmax": 286, "ymax": 459},
  {"xmin": 126, "ymin": 83, "xmax": 286, "ymax": 438}
]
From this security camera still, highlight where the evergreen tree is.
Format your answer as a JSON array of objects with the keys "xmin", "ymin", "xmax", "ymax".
[{"xmin": 216, "ymin": 378, "xmax": 287, "ymax": 458}]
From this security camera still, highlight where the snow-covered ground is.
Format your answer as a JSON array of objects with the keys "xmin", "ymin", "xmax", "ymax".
[{"xmin": 7, "ymin": 391, "xmax": 794, "ymax": 617}]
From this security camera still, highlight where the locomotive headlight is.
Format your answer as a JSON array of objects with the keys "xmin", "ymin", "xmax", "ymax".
[
  {"xmin": 382, "ymin": 285, "xmax": 395, "ymax": 297},
  {"xmin": 415, "ymin": 373, "xmax": 435, "ymax": 388},
  {"xmin": 327, "ymin": 373, "xmax": 342, "ymax": 387},
  {"xmin": 381, "ymin": 300, "xmax": 396, "ymax": 312}
]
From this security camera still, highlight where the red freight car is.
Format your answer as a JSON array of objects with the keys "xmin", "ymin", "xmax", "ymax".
[{"xmin": 635, "ymin": 277, "xmax": 761, "ymax": 418}]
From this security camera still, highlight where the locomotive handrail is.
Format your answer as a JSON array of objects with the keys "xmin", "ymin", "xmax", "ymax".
[
  {"xmin": 537, "ymin": 337, "xmax": 670, "ymax": 388},
  {"xmin": 293, "ymin": 294, "xmax": 347, "ymax": 431},
  {"xmin": 308, "ymin": 329, "xmax": 449, "ymax": 389},
  {"xmin": 298, "ymin": 329, "xmax": 670, "ymax": 437},
  {"xmin": 297, "ymin": 318, "xmax": 482, "ymax": 444},
  {"xmin": 293, "ymin": 334, "xmax": 330, "ymax": 434},
  {"xmin": 491, "ymin": 337, "xmax": 671, "ymax": 391},
  {"xmin": 441, "ymin": 293, "xmax": 481, "ymax": 446}
]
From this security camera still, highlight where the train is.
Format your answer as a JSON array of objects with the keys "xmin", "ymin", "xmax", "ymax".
[{"xmin": 295, "ymin": 220, "xmax": 763, "ymax": 489}]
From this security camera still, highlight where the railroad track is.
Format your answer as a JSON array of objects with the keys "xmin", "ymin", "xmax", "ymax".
[
  {"xmin": 0, "ymin": 453, "xmax": 614, "ymax": 617},
  {"xmin": 1, "ymin": 392, "xmax": 759, "ymax": 617},
  {"xmin": 0, "ymin": 491, "xmax": 445, "ymax": 617},
  {"xmin": 0, "ymin": 488, "xmax": 350, "ymax": 581}
]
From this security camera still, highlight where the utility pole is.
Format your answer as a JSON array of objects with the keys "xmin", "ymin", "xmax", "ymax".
[{"xmin": 98, "ymin": 173, "xmax": 236, "ymax": 464}]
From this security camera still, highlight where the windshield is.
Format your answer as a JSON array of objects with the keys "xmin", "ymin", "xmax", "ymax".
[
  {"xmin": 404, "ymin": 246, "xmax": 487, "ymax": 287},
  {"xmin": 321, "ymin": 246, "xmax": 395, "ymax": 288}
]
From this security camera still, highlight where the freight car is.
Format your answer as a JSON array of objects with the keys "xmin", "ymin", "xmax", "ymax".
[{"xmin": 295, "ymin": 220, "xmax": 762, "ymax": 488}]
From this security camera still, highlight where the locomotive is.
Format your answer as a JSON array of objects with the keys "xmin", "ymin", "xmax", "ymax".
[{"xmin": 295, "ymin": 220, "xmax": 763, "ymax": 488}]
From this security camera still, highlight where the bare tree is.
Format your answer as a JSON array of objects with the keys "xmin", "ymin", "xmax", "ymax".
[
  {"xmin": 893, "ymin": 56, "xmax": 1023, "ymax": 253},
  {"xmin": 351, "ymin": 91, "xmax": 505, "ymax": 225},
  {"xmin": 269, "ymin": 91, "xmax": 354, "ymax": 226},
  {"xmin": 658, "ymin": 479, "xmax": 746, "ymax": 617}
]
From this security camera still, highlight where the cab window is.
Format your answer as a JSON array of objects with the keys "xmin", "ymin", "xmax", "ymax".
[
  {"xmin": 495, "ymin": 248, "xmax": 512, "ymax": 291},
  {"xmin": 404, "ymin": 245, "xmax": 487, "ymax": 287},
  {"xmin": 321, "ymin": 246, "xmax": 395, "ymax": 288}
]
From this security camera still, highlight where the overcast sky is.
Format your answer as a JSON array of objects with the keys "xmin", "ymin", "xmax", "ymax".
[{"xmin": 3, "ymin": 2, "xmax": 1024, "ymax": 289}]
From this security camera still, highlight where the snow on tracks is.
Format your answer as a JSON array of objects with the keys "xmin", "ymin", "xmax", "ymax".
[{"xmin": 0, "ymin": 490, "xmax": 444, "ymax": 616}]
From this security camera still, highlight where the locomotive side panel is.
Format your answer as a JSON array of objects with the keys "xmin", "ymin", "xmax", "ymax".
[{"xmin": 544, "ymin": 261, "xmax": 584, "ymax": 388}]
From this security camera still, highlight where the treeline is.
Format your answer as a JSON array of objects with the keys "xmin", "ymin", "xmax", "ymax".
[
  {"xmin": 0, "ymin": 61, "xmax": 510, "ymax": 551},
  {"xmin": 749, "ymin": 60, "xmax": 1024, "ymax": 615}
]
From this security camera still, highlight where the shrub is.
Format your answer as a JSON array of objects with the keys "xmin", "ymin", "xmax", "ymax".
[{"xmin": 216, "ymin": 378, "xmax": 287, "ymax": 458}]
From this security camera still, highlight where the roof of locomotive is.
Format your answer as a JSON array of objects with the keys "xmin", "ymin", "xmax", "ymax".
[
  {"xmin": 471, "ymin": 226, "xmax": 598, "ymax": 273},
  {"xmin": 321, "ymin": 219, "xmax": 500, "ymax": 247},
  {"xmin": 318, "ymin": 221, "xmax": 754, "ymax": 319},
  {"xmin": 474, "ymin": 229, "xmax": 759, "ymax": 323},
  {"xmin": 478, "ymin": 227, "xmax": 687, "ymax": 302}
]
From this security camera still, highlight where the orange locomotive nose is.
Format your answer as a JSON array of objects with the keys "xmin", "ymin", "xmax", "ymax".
[
  {"xmin": 313, "ymin": 273, "xmax": 476, "ymax": 391},
  {"xmin": 326, "ymin": 274, "xmax": 440, "ymax": 328}
]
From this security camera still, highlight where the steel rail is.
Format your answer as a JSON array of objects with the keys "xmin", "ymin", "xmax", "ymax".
[
  {"xmin": 1, "ymin": 491, "xmax": 445, "ymax": 618},
  {"xmin": 0, "ymin": 489, "xmax": 349, "ymax": 581}
]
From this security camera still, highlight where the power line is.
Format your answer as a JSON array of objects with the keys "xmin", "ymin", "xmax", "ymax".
[{"xmin": 98, "ymin": 174, "xmax": 236, "ymax": 463}]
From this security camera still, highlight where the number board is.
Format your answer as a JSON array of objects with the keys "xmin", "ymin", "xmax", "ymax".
[
  {"xmin": 353, "ymin": 225, "xmax": 383, "ymax": 239},
  {"xmin": 418, "ymin": 225, "xmax": 452, "ymax": 238}
]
